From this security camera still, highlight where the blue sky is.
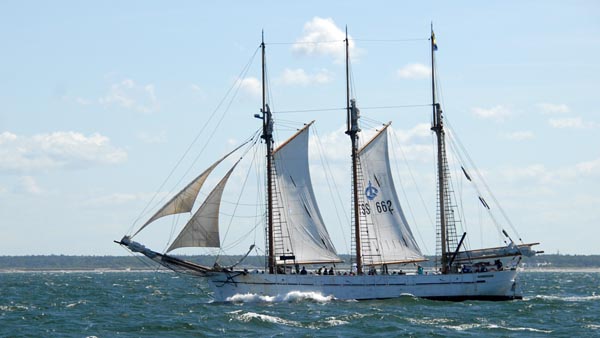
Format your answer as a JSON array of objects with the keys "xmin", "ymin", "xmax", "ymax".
[{"xmin": 1, "ymin": 1, "xmax": 598, "ymax": 256}]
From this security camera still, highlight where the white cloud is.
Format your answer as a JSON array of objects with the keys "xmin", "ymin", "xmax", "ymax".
[
  {"xmin": 309, "ymin": 125, "xmax": 349, "ymax": 162},
  {"xmin": 548, "ymin": 117, "xmax": 598, "ymax": 129},
  {"xmin": 75, "ymin": 97, "xmax": 93, "ymax": 105},
  {"xmin": 18, "ymin": 176, "xmax": 43, "ymax": 195},
  {"xmin": 391, "ymin": 123, "xmax": 431, "ymax": 143},
  {"xmin": 537, "ymin": 103, "xmax": 570, "ymax": 114},
  {"xmin": 277, "ymin": 68, "xmax": 334, "ymax": 86},
  {"xmin": 190, "ymin": 84, "xmax": 203, "ymax": 93},
  {"xmin": 99, "ymin": 78, "xmax": 159, "ymax": 113},
  {"xmin": 397, "ymin": 63, "xmax": 431, "ymax": 79},
  {"xmin": 292, "ymin": 17, "xmax": 355, "ymax": 63},
  {"xmin": 501, "ymin": 158, "xmax": 600, "ymax": 185},
  {"xmin": 308, "ymin": 123, "xmax": 433, "ymax": 166},
  {"xmin": 137, "ymin": 131, "xmax": 167, "ymax": 144},
  {"xmin": 83, "ymin": 192, "xmax": 165, "ymax": 207},
  {"xmin": 471, "ymin": 105, "xmax": 512, "ymax": 121},
  {"xmin": 236, "ymin": 77, "xmax": 261, "ymax": 98},
  {"xmin": 502, "ymin": 164, "xmax": 550, "ymax": 183},
  {"xmin": 503, "ymin": 131, "xmax": 534, "ymax": 141},
  {"xmin": 388, "ymin": 124, "xmax": 435, "ymax": 163},
  {"xmin": 0, "ymin": 131, "xmax": 127, "ymax": 173},
  {"xmin": 190, "ymin": 84, "xmax": 207, "ymax": 100},
  {"xmin": 575, "ymin": 158, "xmax": 600, "ymax": 175},
  {"xmin": 0, "ymin": 131, "xmax": 17, "ymax": 144}
]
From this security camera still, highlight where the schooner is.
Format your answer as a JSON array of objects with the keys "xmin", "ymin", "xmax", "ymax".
[{"xmin": 117, "ymin": 27, "xmax": 540, "ymax": 301}]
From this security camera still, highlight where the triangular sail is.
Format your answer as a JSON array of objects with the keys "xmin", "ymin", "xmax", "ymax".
[
  {"xmin": 167, "ymin": 160, "xmax": 239, "ymax": 252},
  {"xmin": 358, "ymin": 125, "xmax": 425, "ymax": 264},
  {"xmin": 133, "ymin": 144, "xmax": 243, "ymax": 236},
  {"xmin": 273, "ymin": 122, "xmax": 342, "ymax": 264}
]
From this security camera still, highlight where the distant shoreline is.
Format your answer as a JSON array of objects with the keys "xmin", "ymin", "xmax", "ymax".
[{"xmin": 1, "ymin": 254, "xmax": 599, "ymax": 272}]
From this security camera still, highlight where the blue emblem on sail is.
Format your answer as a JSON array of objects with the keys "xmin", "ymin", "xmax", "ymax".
[{"xmin": 365, "ymin": 181, "xmax": 378, "ymax": 201}]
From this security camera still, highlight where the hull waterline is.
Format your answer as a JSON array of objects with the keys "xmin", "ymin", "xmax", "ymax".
[{"xmin": 204, "ymin": 269, "xmax": 522, "ymax": 302}]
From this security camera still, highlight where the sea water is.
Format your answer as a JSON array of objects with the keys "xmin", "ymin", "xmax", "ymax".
[{"xmin": 1, "ymin": 271, "xmax": 598, "ymax": 337}]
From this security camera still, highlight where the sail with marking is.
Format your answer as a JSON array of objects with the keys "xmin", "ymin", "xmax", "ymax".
[
  {"xmin": 273, "ymin": 123, "xmax": 342, "ymax": 264},
  {"xmin": 167, "ymin": 161, "xmax": 239, "ymax": 252},
  {"xmin": 358, "ymin": 125, "xmax": 425, "ymax": 264},
  {"xmin": 134, "ymin": 145, "xmax": 243, "ymax": 236}
]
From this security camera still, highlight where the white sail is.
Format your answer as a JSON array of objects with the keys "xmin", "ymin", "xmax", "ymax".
[
  {"xmin": 134, "ymin": 145, "xmax": 242, "ymax": 236},
  {"xmin": 358, "ymin": 125, "xmax": 425, "ymax": 264},
  {"xmin": 273, "ymin": 122, "xmax": 342, "ymax": 264},
  {"xmin": 167, "ymin": 161, "xmax": 239, "ymax": 251}
]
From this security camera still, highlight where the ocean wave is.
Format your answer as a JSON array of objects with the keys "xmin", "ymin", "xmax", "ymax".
[
  {"xmin": 282, "ymin": 291, "xmax": 334, "ymax": 302},
  {"xmin": 236, "ymin": 311, "xmax": 302, "ymax": 327},
  {"xmin": 442, "ymin": 323, "xmax": 551, "ymax": 333},
  {"xmin": 529, "ymin": 294, "xmax": 600, "ymax": 302},
  {"xmin": 226, "ymin": 293, "xmax": 277, "ymax": 303},
  {"xmin": 65, "ymin": 300, "xmax": 87, "ymax": 308},
  {"xmin": 225, "ymin": 291, "xmax": 334, "ymax": 303},
  {"xmin": 487, "ymin": 324, "xmax": 552, "ymax": 333},
  {"xmin": 441, "ymin": 323, "xmax": 480, "ymax": 331},
  {"xmin": 321, "ymin": 317, "xmax": 349, "ymax": 327},
  {"xmin": 408, "ymin": 317, "xmax": 453, "ymax": 326},
  {"xmin": 228, "ymin": 310, "xmax": 348, "ymax": 329},
  {"xmin": 0, "ymin": 304, "xmax": 29, "ymax": 312}
]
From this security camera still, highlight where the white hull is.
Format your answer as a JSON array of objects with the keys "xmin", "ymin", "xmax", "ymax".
[{"xmin": 205, "ymin": 269, "xmax": 521, "ymax": 302}]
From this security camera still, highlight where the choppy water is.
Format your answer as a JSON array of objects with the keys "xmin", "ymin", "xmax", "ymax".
[{"xmin": 1, "ymin": 271, "xmax": 598, "ymax": 337}]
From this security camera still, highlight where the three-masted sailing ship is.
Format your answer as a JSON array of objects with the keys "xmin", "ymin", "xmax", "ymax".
[{"xmin": 117, "ymin": 28, "xmax": 540, "ymax": 301}]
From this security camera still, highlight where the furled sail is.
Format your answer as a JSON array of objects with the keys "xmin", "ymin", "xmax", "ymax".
[
  {"xmin": 133, "ymin": 145, "xmax": 243, "ymax": 236},
  {"xmin": 167, "ymin": 160, "xmax": 239, "ymax": 252},
  {"xmin": 357, "ymin": 125, "xmax": 425, "ymax": 264},
  {"xmin": 273, "ymin": 122, "xmax": 342, "ymax": 264}
]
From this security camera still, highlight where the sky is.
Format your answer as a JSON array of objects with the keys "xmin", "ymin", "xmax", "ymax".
[{"xmin": 1, "ymin": 1, "xmax": 599, "ymax": 256}]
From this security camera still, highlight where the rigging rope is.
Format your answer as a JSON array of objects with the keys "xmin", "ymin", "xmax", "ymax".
[
  {"xmin": 388, "ymin": 127, "xmax": 432, "ymax": 254},
  {"xmin": 265, "ymin": 37, "xmax": 428, "ymax": 46},
  {"xmin": 129, "ymin": 46, "xmax": 261, "ymax": 235},
  {"xmin": 217, "ymin": 134, "xmax": 263, "ymax": 258},
  {"xmin": 445, "ymin": 118, "xmax": 524, "ymax": 243},
  {"xmin": 274, "ymin": 104, "xmax": 430, "ymax": 115},
  {"xmin": 313, "ymin": 125, "xmax": 351, "ymax": 254}
]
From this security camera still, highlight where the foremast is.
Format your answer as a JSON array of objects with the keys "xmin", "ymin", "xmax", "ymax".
[
  {"xmin": 430, "ymin": 25, "xmax": 450, "ymax": 274},
  {"xmin": 344, "ymin": 28, "xmax": 363, "ymax": 275}
]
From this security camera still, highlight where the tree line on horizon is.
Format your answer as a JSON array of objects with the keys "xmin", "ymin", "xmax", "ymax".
[{"xmin": 0, "ymin": 254, "xmax": 599, "ymax": 270}]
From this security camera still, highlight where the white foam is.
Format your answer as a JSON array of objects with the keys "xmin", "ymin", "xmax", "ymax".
[
  {"xmin": 282, "ymin": 290, "xmax": 334, "ymax": 302},
  {"xmin": 226, "ymin": 293, "xmax": 277, "ymax": 303},
  {"xmin": 442, "ymin": 323, "xmax": 480, "ymax": 331},
  {"xmin": 399, "ymin": 292, "xmax": 417, "ymax": 298},
  {"xmin": 65, "ymin": 300, "xmax": 86, "ymax": 308},
  {"xmin": 226, "ymin": 290, "xmax": 333, "ymax": 303},
  {"xmin": 237, "ymin": 311, "xmax": 301, "ymax": 327},
  {"xmin": 442, "ymin": 323, "xmax": 551, "ymax": 333},
  {"xmin": 0, "ymin": 304, "xmax": 29, "ymax": 311},
  {"xmin": 531, "ymin": 294, "xmax": 600, "ymax": 302},
  {"xmin": 507, "ymin": 327, "xmax": 553, "ymax": 333},
  {"xmin": 487, "ymin": 324, "xmax": 552, "ymax": 333},
  {"xmin": 322, "ymin": 318, "xmax": 349, "ymax": 327}
]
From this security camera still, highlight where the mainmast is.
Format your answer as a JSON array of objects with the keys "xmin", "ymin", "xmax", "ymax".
[
  {"xmin": 344, "ymin": 27, "xmax": 363, "ymax": 275},
  {"xmin": 430, "ymin": 25, "xmax": 449, "ymax": 274},
  {"xmin": 258, "ymin": 32, "xmax": 275, "ymax": 274}
]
